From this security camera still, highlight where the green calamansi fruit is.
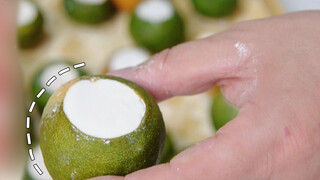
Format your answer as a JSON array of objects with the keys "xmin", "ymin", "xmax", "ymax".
[
  {"xmin": 192, "ymin": 0, "xmax": 237, "ymax": 18},
  {"xmin": 130, "ymin": 0, "xmax": 185, "ymax": 53},
  {"xmin": 23, "ymin": 145, "xmax": 52, "ymax": 180},
  {"xmin": 40, "ymin": 75, "xmax": 165, "ymax": 179},
  {"xmin": 64, "ymin": 0, "xmax": 116, "ymax": 24},
  {"xmin": 31, "ymin": 60, "xmax": 87, "ymax": 114},
  {"xmin": 17, "ymin": 0, "xmax": 44, "ymax": 48},
  {"xmin": 160, "ymin": 133, "xmax": 176, "ymax": 163},
  {"xmin": 211, "ymin": 89, "xmax": 238, "ymax": 130}
]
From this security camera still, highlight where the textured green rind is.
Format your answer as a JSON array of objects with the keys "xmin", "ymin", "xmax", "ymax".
[
  {"xmin": 18, "ymin": 10, "xmax": 44, "ymax": 48},
  {"xmin": 130, "ymin": 11, "xmax": 185, "ymax": 53},
  {"xmin": 160, "ymin": 133, "xmax": 175, "ymax": 163},
  {"xmin": 192, "ymin": 0, "xmax": 237, "ymax": 18},
  {"xmin": 211, "ymin": 89, "xmax": 238, "ymax": 130},
  {"xmin": 40, "ymin": 75, "xmax": 165, "ymax": 180},
  {"xmin": 31, "ymin": 60, "xmax": 87, "ymax": 114},
  {"xmin": 64, "ymin": 0, "xmax": 116, "ymax": 24}
]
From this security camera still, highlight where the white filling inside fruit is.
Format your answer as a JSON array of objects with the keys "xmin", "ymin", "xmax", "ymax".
[
  {"xmin": 63, "ymin": 79, "xmax": 146, "ymax": 139},
  {"xmin": 40, "ymin": 63, "xmax": 79, "ymax": 94},
  {"xmin": 136, "ymin": 0, "xmax": 174, "ymax": 23},
  {"xmin": 18, "ymin": 0, "xmax": 38, "ymax": 27},
  {"xmin": 109, "ymin": 47, "xmax": 150, "ymax": 71},
  {"xmin": 76, "ymin": 0, "xmax": 107, "ymax": 5},
  {"xmin": 28, "ymin": 146, "xmax": 52, "ymax": 179}
]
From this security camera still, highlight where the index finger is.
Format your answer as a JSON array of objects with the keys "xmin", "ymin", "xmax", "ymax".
[{"xmin": 108, "ymin": 33, "xmax": 246, "ymax": 102}]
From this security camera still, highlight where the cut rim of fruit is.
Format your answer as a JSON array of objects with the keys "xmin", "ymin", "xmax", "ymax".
[
  {"xmin": 63, "ymin": 79, "xmax": 146, "ymax": 139},
  {"xmin": 109, "ymin": 47, "xmax": 150, "ymax": 71},
  {"xmin": 136, "ymin": 0, "xmax": 174, "ymax": 23},
  {"xmin": 40, "ymin": 63, "xmax": 79, "ymax": 94},
  {"xmin": 18, "ymin": 0, "xmax": 38, "ymax": 27},
  {"xmin": 75, "ymin": 0, "xmax": 107, "ymax": 5}
]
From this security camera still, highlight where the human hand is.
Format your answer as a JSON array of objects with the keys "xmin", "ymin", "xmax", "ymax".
[{"xmin": 94, "ymin": 11, "xmax": 320, "ymax": 179}]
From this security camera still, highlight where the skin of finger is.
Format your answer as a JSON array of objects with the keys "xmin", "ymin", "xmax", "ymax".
[
  {"xmin": 0, "ymin": 0, "xmax": 25, "ymax": 171},
  {"xmin": 103, "ymin": 11, "xmax": 320, "ymax": 180},
  {"xmin": 108, "ymin": 33, "xmax": 245, "ymax": 102},
  {"xmin": 90, "ymin": 110, "xmax": 281, "ymax": 180},
  {"xmin": 212, "ymin": 11, "xmax": 320, "ymax": 178},
  {"xmin": 248, "ymin": 12, "xmax": 320, "ymax": 178}
]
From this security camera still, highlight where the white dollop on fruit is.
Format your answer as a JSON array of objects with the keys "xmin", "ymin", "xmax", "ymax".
[
  {"xmin": 28, "ymin": 145, "xmax": 52, "ymax": 179},
  {"xmin": 18, "ymin": 0, "xmax": 38, "ymax": 27},
  {"xmin": 109, "ymin": 47, "xmax": 150, "ymax": 71},
  {"xmin": 136, "ymin": 0, "xmax": 174, "ymax": 23},
  {"xmin": 75, "ymin": 0, "xmax": 107, "ymax": 5},
  {"xmin": 40, "ymin": 63, "xmax": 79, "ymax": 94},
  {"xmin": 63, "ymin": 79, "xmax": 146, "ymax": 139}
]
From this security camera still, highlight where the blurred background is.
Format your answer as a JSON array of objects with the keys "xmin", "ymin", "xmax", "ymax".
[{"xmin": 6, "ymin": 0, "xmax": 320, "ymax": 179}]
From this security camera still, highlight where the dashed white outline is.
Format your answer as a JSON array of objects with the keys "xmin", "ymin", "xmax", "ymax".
[
  {"xmin": 27, "ymin": 133, "xmax": 32, "ymax": 145},
  {"xmin": 26, "ymin": 117, "xmax": 30, "ymax": 129},
  {"xmin": 29, "ymin": 101, "xmax": 36, "ymax": 113},
  {"xmin": 46, "ymin": 76, "xmax": 57, "ymax": 86},
  {"xmin": 29, "ymin": 148, "xmax": 35, "ymax": 161},
  {"xmin": 73, "ymin": 62, "xmax": 85, "ymax": 69},
  {"xmin": 58, "ymin": 67, "xmax": 70, "ymax": 76},
  {"xmin": 36, "ymin": 88, "xmax": 46, "ymax": 99},
  {"xmin": 33, "ymin": 164, "xmax": 43, "ymax": 175},
  {"xmin": 26, "ymin": 62, "xmax": 86, "ymax": 176}
]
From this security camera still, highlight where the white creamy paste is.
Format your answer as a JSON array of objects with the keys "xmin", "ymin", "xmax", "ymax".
[
  {"xmin": 136, "ymin": 0, "xmax": 174, "ymax": 23},
  {"xmin": 109, "ymin": 47, "xmax": 150, "ymax": 71},
  {"xmin": 18, "ymin": 1, "xmax": 38, "ymax": 27},
  {"xmin": 63, "ymin": 79, "xmax": 146, "ymax": 139}
]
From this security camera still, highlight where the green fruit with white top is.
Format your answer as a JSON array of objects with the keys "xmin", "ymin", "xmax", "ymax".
[
  {"xmin": 192, "ymin": 0, "xmax": 237, "ymax": 18},
  {"xmin": 17, "ymin": 0, "xmax": 44, "ymax": 48},
  {"xmin": 31, "ymin": 60, "xmax": 87, "ymax": 114},
  {"xmin": 130, "ymin": 0, "xmax": 185, "ymax": 53},
  {"xmin": 40, "ymin": 75, "xmax": 165, "ymax": 179},
  {"xmin": 211, "ymin": 89, "xmax": 238, "ymax": 130},
  {"xmin": 64, "ymin": 0, "xmax": 116, "ymax": 24}
]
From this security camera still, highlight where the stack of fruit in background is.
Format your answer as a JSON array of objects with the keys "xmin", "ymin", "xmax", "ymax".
[{"xmin": 18, "ymin": 0, "xmax": 282, "ymax": 179}]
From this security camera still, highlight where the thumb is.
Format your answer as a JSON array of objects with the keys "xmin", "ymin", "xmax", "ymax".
[
  {"xmin": 108, "ymin": 35, "xmax": 245, "ymax": 101},
  {"xmin": 90, "ymin": 111, "xmax": 271, "ymax": 180}
]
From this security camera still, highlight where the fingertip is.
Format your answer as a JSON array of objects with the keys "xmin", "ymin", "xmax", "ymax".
[{"xmin": 107, "ymin": 65, "xmax": 170, "ymax": 102}]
